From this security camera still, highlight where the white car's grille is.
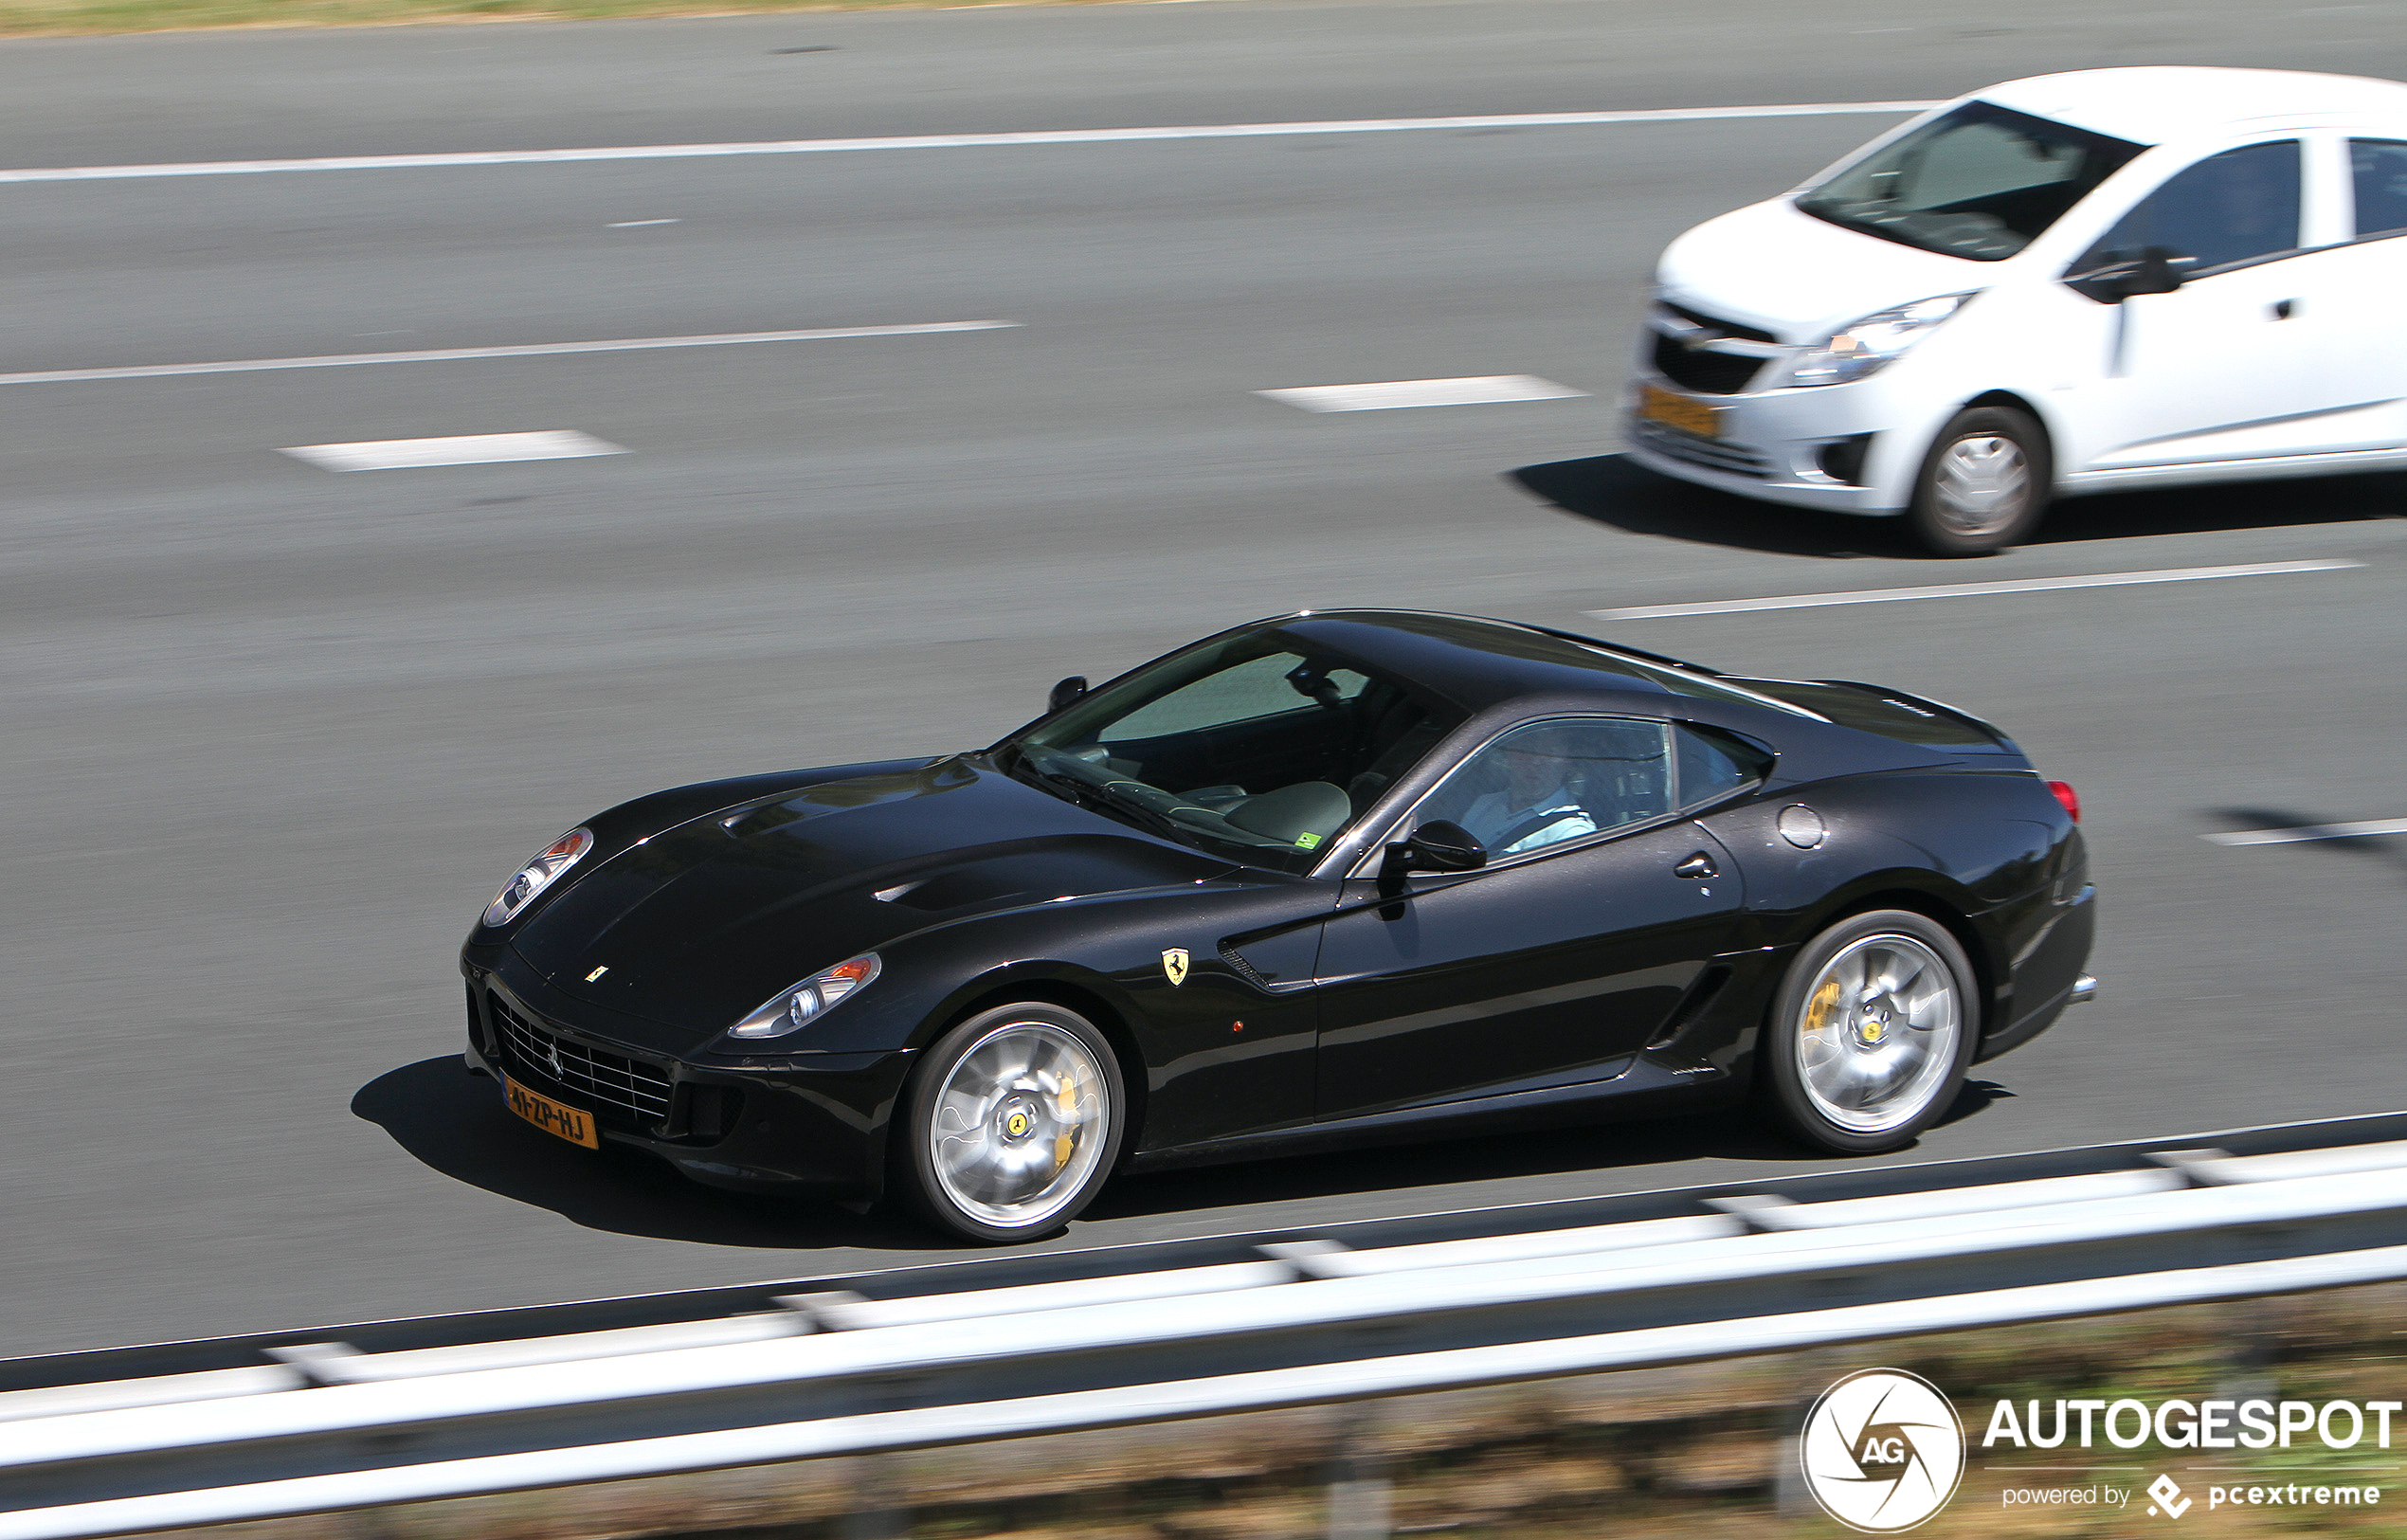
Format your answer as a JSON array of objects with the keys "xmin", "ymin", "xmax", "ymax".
[{"xmin": 1630, "ymin": 415, "xmax": 1773, "ymax": 479}]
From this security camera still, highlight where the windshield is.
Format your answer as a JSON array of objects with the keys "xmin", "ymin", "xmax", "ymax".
[
  {"xmin": 1003, "ymin": 635, "xmax": 1465, "ymax": 874},
  {"xmin": 1800, "ymin": 101, "xmax": 2145, "ymax": 262}
]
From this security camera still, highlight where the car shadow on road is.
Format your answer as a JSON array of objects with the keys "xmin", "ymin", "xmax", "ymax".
[
  {"xmin": 351, "ymin": 1057, "xmax": 945, "ymax": 1252},
  {"xmin": 1085, "ymin": 1079, "xmax": 2012, "ymax": 1223},
  {"xmin": 1511, "ymin": 455, "xmax": 1910, "ymax": 558},
  {"xmin": 357, "ymin": 1057, "xmax": 2015, "ymax": 1243},
  {"xmin": 1511, "ymin": 455, "xmax": 2404, "ymax": 560}
]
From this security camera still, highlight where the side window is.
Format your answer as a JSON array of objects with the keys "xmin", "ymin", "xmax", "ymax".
[
  {"xmin": 1675, "ymin": 725, "xmax": 1775, "ymax": 809},
  {"xmin": 1418, "ymin": 719, "xmax": 1673, "ymax": 859},
  {"xmin": 2352, "ymin": 139, "xmax": 2407, "ymax": 239},
  {"xmin": 2072, "ymin": 140, "xmax": 2303, "ymax": 278}
]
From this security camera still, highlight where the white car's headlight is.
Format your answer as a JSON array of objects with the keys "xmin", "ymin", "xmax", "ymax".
[
  {"xmin": 729, "ymin": 954, "xmax": 882, "ymax": 1040},
  {"xmin": 482, "ymin": 828, "xmax": 594, "ymax": 928},
  {"xmin": 1773, "ymin": 293, "xmax": 1976, "ymax": 389}
]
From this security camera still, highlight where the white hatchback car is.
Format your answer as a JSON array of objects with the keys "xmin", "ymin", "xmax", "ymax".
[{"xmin": 1625, "ymin": 67, "xmax": 2407, "ymax": 553}]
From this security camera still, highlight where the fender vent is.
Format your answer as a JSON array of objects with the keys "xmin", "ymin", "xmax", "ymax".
[{"xmin": 1218, "ymin": 944, "xmax": 1272, "ymax": 992}]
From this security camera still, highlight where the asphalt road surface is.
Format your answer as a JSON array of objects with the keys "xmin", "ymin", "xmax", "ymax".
[{"xmin": 8, "ymin": 0, "xmax": 2407, "ymax": 1359}]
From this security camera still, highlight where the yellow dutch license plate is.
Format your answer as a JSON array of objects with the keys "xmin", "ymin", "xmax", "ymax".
[
  {"xmin": 503, "ymin": 1076, "xmax": 599, "ymax": 1150},
  {"xmin": 1639, "ymin": 383, "xmax": 1722, "ymax": 439}
]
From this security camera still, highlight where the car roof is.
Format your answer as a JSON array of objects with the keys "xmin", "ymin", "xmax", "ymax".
[
  {"xmin": 1264, "ymin": 610, "xmax": 1729, "ymax": 717},
  {"xmin": 1975, "ymin": 67, "xmax": 2407, "ymax": 146}
]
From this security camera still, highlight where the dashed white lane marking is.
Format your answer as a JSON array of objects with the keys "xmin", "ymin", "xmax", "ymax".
[
  {"xmin": 1258, "ymin": 375, "xmax": 1587, "ymax": 412},
  {"xmin": 2203, "ymin": 818, "xmax": 2407, "ymax": 847},
  {"xmin": 1586, "ymin": 559, "xmax": 2366, "ymax": 620},
  {"xmin": 608, "ymin": 219, "xmax": 681, "ymax": 227},
  {"xmin": 0, "ymin": 101, "xmax": 1939, "ymax": 183},
  {"xmin": 279, "ymin": 430, "xmax": 626, "ymax": 471},
  {"xmin": 0, "ymin": 321, "xmax": 1019, "ymax": 386}
]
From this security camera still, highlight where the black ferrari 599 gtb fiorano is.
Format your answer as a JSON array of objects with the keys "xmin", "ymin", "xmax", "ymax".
[{"xmin": 460, "ymin": 610, "xmax": 2094, "ymax": 1241}]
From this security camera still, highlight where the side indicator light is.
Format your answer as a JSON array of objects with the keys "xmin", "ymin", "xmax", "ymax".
[{"xmin": 2047, "ymin": 781, "xmax": 2080, "ymax": 823}]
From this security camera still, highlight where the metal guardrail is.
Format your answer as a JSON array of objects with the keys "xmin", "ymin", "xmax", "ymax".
[{"xmin": 6, "ymin": 1115, "xmax": 2407, "ymax": 1540}]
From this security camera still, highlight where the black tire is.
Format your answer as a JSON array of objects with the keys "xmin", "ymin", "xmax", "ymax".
[
  {"xmin": 1758, "ymin": 910, "xmax": 1979, "ymax": 1154},
  {"xmin": 1906, "ymin": 406, "xmax": 2053, "ymax": 556},
  {"xmin": 898, "ymin": 1003, "xmax": 1125, "ymax": 1243}
]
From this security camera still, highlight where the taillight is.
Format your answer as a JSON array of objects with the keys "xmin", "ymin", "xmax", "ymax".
[{"xmin": 2047, "ymin": 781, "xmax": 2080, "ymax": 823}]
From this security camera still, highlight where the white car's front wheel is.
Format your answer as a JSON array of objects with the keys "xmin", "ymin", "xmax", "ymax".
[{"xmin": 1907, "ymin": 406, "xmax": 2053, "ymax": 556}]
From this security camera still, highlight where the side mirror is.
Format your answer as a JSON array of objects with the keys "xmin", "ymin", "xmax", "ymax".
[
  {"xmin": 1384, "ymin": 819, "xmax": 1488, "ymax": 876},
  {"xmin": 1048, "ymin": 676, "xmax": 1088, "ymax": 714},
  {"xmin": 2066, "ymin": 245, "xmax": 2188, "ymax": 304}
]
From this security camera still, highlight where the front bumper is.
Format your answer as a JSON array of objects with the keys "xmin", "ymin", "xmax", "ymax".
[
  {"xmin": 1620, "ymin": 373, "xmax": 1946, "ymax": 515},
  {"xmin": 461, "ymin": 959, "xmax": 912, "ymax": 1200}
]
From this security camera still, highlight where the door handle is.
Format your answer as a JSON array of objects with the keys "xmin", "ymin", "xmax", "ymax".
[{"xmin": 1674, "ymin": 852, "xmax": 1717, "ymax": 879}]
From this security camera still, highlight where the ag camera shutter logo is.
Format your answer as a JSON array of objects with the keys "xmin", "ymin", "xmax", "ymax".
[{"xmin": 1802, "ymin": 1368, "xmax": 1967, "ymax": 1531}]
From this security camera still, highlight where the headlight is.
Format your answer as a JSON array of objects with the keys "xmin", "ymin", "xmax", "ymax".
[
  {"xmin": 481, "ymin": 828, "xmax": 594, "ymax": 928},
  {"xmin": 729, "ymin": 954, "xmax": 881, "ymax": 1040},
  {"xmin": 1772, "ymin": 293, "xmax": 1975, "ymax": 389}
]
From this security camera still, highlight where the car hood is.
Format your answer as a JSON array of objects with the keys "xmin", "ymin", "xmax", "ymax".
[
  {"xmin": 510, "ymin": 755, "xmax": 1232, "ymax": 1041},
  {"xmin": 1656, "ymin": 196, "xmax": 1991, "ymax": 342}
]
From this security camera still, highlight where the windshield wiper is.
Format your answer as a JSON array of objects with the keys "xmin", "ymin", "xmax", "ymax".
[{"xmin": 1005, "ymin": 753, "xmax": 1190, "ymax": 843}]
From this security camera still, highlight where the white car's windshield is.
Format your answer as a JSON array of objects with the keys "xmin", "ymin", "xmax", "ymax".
[{"xmin": 1800, "ymin": 101, "xmax": 2145, "ymax": 261}]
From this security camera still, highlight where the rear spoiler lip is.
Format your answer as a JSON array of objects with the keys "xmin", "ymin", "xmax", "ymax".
[{"xmin": 1815, "ymin": 679, "xmax": 2024, "ymax": 755}]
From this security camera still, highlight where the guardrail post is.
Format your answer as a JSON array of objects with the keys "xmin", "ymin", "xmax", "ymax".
[
  {"xmin": 1323, "ymin": 1400, "xmax": 1392, "ymax": 1540},
  {"xmin": 1774, "ymin": 1350, "xmax": 1837, "ymax": 1520},
  {"xmin": 838, "ymin": 1454, "xmax": 908, "ymax": 1540}
]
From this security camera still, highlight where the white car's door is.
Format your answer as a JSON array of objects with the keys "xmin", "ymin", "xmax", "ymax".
[
  {"xmin": 2277, "ymin": 136, "xmax": 2407, "ymax": 455},
  {"xmin": 2056, "ymin": 139, "xmax": 2338, "ymax": 472}
]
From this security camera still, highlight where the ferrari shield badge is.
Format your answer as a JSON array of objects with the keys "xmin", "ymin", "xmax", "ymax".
[{"xmin": 1162, "ymin": 948, "xmax": 1190, "ymax": 986}]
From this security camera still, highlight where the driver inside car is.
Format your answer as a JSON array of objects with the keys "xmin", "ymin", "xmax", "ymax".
[{"xmin": 1456, "ymin": 730, "xmax": 1602, "ymax": 856}]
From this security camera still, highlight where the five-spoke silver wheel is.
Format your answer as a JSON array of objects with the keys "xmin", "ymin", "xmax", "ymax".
[
  {"xmin": 905, "ymin": 1006, "xmax": 1122, "ymax": 1240},
  {"xmin": 1792, "ymin": 933, "xmax": 1963, "ymax": 1136},
  {"xmin": 1761, "ymin": 910, "xmax": 1977, "ymax": 1152}
]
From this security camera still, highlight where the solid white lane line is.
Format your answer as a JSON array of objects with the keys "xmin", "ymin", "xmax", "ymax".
[
  {"xmin": 279, "ymin": 430, "xmax": 625, "ymax": 471},
  {"xmin": 607, "ymin": 218, "xmax": 681, "ymax": 227},
  {"xmin": 1259, "ymin": 375, "xmax": 1588, "ymax": 412},
  {"xmin": 0, "ymin": 321, "xmax": 1020, "ymax": 386},
  {"xmin": 1585, "ymin": 559, "xmax": 2367, "ymax": 621},
  {"xmin": 2202, "ymin": 818, "xmax": 2407, "ymax": 847},
  {"xmin": 0, "ymin": 101, "xmax": 1940, "ymax": 184}
]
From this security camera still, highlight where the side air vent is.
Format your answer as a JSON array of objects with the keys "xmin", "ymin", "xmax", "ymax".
[
  {"xmin": 1219, "ymin": 945, "xmax": 1272, "ymax": 992},
  {"xmin": 1648, "ymin": 965, "xmax": 1734, "ymax": 1049}
]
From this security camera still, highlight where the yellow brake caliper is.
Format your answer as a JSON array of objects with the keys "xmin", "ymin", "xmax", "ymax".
[
  {"xmin": 1053, "ymin": 1069, "xmax": 1079, "ymax": 1173},
  {"xmin": 1805, "ymin": 976, "xmax": 1844, "ymax": 1042}
]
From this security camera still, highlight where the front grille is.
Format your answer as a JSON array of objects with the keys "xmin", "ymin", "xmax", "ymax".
[
  {"xmin": 1659, "ymin": 301, "xmax": 1777, "ymax": 345},
  {"xmin": 1630, "ymin": 416, "xmax": 1773, "ymax": 479},
  {"xmin": 1653, "ymin": 332, "xmax": 1765, "ymax": 395},
  {"xmin": 489, "ymin": 993, "xmax": 673, "ymax": 1124}
]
